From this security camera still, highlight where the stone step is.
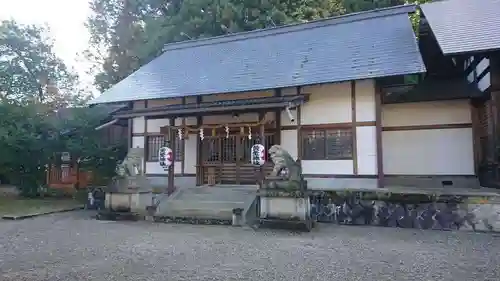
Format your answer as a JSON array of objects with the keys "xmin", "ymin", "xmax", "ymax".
[{"xmin": 153, "ymin": 186, "xmax": 256, "ymax": 221}]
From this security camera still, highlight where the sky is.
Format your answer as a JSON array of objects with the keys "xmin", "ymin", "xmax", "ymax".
[{"xmin": 0, "ymin": 0, "xmax": 96, "ymax": 93}]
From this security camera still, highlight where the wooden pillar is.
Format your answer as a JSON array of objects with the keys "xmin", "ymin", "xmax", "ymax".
[
  {"xmin": 127, "ymin": 118, "xmax": 133, "ymax": 148},
  {"xmin": 258, "ymin": 111, "xmax": 266, "ymax": 185},
  {"xmin": 351, "ymin": 81, "xmax": 358, "ymax": 175},
  {"xmin": 375, "ymin": 84, "xmax": 384, "ymax": 188},
  {"xmin": 274, "ymin": 89, "xmax": 282, "ymax": 145},
  {"xmin": 296, "ymin": 86, "xmax": 303, "ymax": 162},
  {"xmin": 490, "ymin": 54, "xmax": 500, "ymax": 180},
  {"xmin": 167, "ymin": 117, "xmax": 176, "ymax": 194},
  {"xmin": 196, "ymin": 96, "xmax": 203, "ymax": 186},
  {"xmin": 181, "ymin": 97, "xmax": 186, "ymax": 175},
  {"xmin": 143, "ymin": 100, "xmax": 148, "ymax": 174}
]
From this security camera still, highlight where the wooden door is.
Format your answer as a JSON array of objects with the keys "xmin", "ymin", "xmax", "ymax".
[{"xmin": 200, "ymin": 133, "xmax": 276, "ymax": 184}]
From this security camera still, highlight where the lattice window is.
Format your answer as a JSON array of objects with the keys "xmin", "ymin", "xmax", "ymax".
[
  {"xmin": 221, "ymin": 136, "xmax": 237, "ymax": 163},
  {"xmin": 301, "ymin": 128, "xmax": 353, "ymax": 160},
  {"xmin": 146, "ymin": 135, "xmax": 183, "ymax": 162},
  {"xmin": 202, "ymin": 138, "xmax": 221, "ymax": 163}
]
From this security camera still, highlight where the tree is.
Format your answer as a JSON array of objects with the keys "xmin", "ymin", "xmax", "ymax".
[
  {"xmin": 85, "ymin": 0, "xmax": 346, "ymax": 91},
  {"xmin": 0, "ymin": 20, "xmax": 123, "ymax": 196},
  {"xmin": 0, "ymin": 20, "xmax": 90, "ymax": 108}
]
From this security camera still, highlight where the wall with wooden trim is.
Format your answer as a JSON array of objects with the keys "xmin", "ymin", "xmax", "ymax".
[
  {"xmin": 132, "ymin": 90, "xmax": 278, "ymax": 178},
  {"xmin": 299, "ymin": 80, "xmax": 378, "ymax": 177},
  {"xmin": 381, "ymin": 100, "xmax": 474, "ymax": 175},
  {"xmin": 280, "ymin": 129, "xmax": 298, "ymax": 159}
]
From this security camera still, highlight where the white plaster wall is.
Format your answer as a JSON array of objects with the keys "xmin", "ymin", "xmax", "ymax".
[
  {"xmin": 300, "ymin": 82, "xmax": 352, "ymax": 124},
  {"xmin": 355, "ymin": 79, "xmax": 376, "ymax": 122},
  {"xmin": 383, "ymin": 128, "xmax": 474, "ymax": 175},
  {"xmin": 302, "ymin": 160, "xmax": 354, "ymax": 175},
  {"xmin": 280, "ymin": 87, "xmax": 300, "ymax": 127},
  {"xmin": 298, "ymin": 80, "xmax": 377, "ymax": 177},
  {"xmin": 382, "ymin": 101, "xmax": 474, "ymax": 175},
  {"xmin": 147, "ymin": 118, "xmax": 183, "ymax": 132},
  {"xmin": 280, "ymin": 130, "xmax": 298, "ymax": 159},
  {"xmin": 382, "ymin": 100, "xmax": 472, "ymax": 127},
  {"xmin": 299, "ymin": 82, "xmax": 355, "ymax": 175},
  {"xmin": 184, "ymin": 134, "xmax": 197, "ymax": 174},
  {"xmin": 356, "ymin": 126, "xmax": 377, "ymax": 175},
  {"xmin": 132, "ymin": 117, "xmax": 145, "ymax": 133},
  {"xmin": 132, "ymin": 136, "xmax": 144, "ymax": 148}
]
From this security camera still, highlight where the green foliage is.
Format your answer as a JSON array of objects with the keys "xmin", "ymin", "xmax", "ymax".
[
  {"xmin": 85, "ymin": 0, "xmax": 433, "ymax": 92},
  {"xmin": 0, "ymin": 20, "xmax": 91, "ymax": 107},
  {"xmin": 85, "ymin": 0, "xmax": 347, "ymax": 91},
  {"xmin": 0, "ymin": 20, "xmax": 125, "ymax": 197}
]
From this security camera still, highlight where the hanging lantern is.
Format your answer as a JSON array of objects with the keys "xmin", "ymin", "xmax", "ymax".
[
  {"xmin": 199, "ymin": 128, "xmax": 204, "ymax": 140},
  {"xmin": 212, "ymin": 128, "xmax": 216, "ymax": 137},
  {"xmin": 248, "ymin": 126, "xmax": 252, "ymax": 140},
  {"xmin": 250, "ymin": 144, "xmax": 266, "ymax": 166},
  {"xmin": 225, "ymin": 125, "xmax": 229, "ymax": 139},
  {"xmin": 158, "ymin": 146, "xmax": 173, "ymax": 170},
  {"xmin": 177, "ymin": 128, "xmax": 183, "ymax": 140},
  {"xmin": 240, "ymin": 127, "xmax": 244, "ymax": 136}
]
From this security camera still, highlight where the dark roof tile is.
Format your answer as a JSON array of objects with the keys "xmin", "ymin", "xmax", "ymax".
[
  {"xmin": 421, "ymin": 0, "xmax": 500, "ymax": 55},
  {"xmin": 90, "ymin": 5, "xmax": 425, "ymax": 104}
]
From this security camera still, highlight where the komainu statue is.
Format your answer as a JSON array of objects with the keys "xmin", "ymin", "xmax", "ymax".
[
  {"xmin": 266, "ymin": 145, "xmax": 307, "ymax": 191},
  {"xmin": 112, "ymin": 147, "xmax": 151, "ymax": 192},
  {"xmin": 116, "ymin": 147, "xmax": 144, "ymax": 178}
]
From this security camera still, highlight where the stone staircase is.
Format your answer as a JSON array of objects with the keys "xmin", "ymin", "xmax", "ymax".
[{"xmin": 154, "ymin": 185, "xmax": 257, "ymax": 222}]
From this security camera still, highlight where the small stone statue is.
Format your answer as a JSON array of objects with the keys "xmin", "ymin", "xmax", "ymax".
[
  {"xmin": 267, "ymin": 145, "xmax": 306, "ymax": 191},
  {"xmin": 112, "ymin": 147, "xmax": 151, "ymax": 192},
  {"xmin": 116, "ymin": 147, "xmax": 144, "ymax": 178}
]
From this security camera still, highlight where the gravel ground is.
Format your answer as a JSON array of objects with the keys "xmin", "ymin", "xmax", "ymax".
[{"xmin": 0, "ymin": 211, "xmax": 499, "ymax": 281}]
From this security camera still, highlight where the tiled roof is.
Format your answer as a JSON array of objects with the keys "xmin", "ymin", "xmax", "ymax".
[
  {"xmin": 421, "ymin": 0, "xmax": 500, "ymax": 55},
  {"xmin": 89, "ymin": 5, "xmax": 425, "ymax": 104}
]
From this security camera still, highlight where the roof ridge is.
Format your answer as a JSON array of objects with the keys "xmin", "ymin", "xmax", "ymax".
[{"xmin": 162, "ymin": 4, "xmax": 416, "ymax": 52}]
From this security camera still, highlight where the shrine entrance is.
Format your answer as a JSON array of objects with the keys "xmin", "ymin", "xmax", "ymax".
[{"xmin": 200, "ymin": 133, "xmax": 276, "ymax": 185}]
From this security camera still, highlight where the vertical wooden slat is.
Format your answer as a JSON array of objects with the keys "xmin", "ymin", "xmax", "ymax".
[
  {"xmin": 181, "ymin": 97, "xmax": 186, "ymax": 175},
  {"xmin": 274, "ymin": 88, "xmax": 282, "ymax": 145},
  {"xmin": 259, "ymin": 112, "xmax": 266, "ymax": 184},
  {"xmin": 127, "ymin": 118, "xmax": 133, "ymax": 148},
  {"xmin": 490, "ymin": 54, "xmax": 500, "ymax": 181},
  {"xmin": 375, "ymin": 83, "xmax": 384, "ymax": 188},
  {"xmin": 470, "ymin": 100, "xmax": 480, "ymax": 175},
  {"xmin": 168, "ymin": 118, "xmax": 176, "ymax": 193},
  {"xmin": 236, "ymin": 135, "xmax": 241, "ymax": 184},
  {"xmin": 143, "ymin": 100, "xmax": 148, "ymax": 174},
  {"xmin": 296, "ymin": 86, "xmax": 303, "ymax": 161},
  {"xmin": 196, "ymin": 96, "xmax": 203, "ymax": 186},
  {"xmin": 351, "ymin": 81, "xmax": 358, "ymax": 175}
]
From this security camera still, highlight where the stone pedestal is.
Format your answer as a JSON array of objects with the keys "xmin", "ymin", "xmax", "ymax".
[{"xmin": 257, "ymin": 189, "xmax": 313, "ymax": 231}]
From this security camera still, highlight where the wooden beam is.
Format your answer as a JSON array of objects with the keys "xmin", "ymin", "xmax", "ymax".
[
  {"xmin": 296, "ymin": 86, "xmax": 303, "ymax": 161},
  {"xmin": 167, "ymin": 117, "xmax": 175, "ymax": 194},
  {"xmin": 464, "ymin": 55, "xmax": 485, "ymax": 77},
  {"xmin": 274, "ymin": 89, "xmax": 282, "ymax": 145},
  {"xmin": 470, "ymin": 101, "xmax": 480, "ymax": 175},
  {"xmin": 143, "ymin": 100, "xmax": 148, "ymax": 174},
  {"xmin": 181, "ymin": 97, "xmax": 186, "ymax": 175},
  {"xmin": 259, "ymin": 111, "xmax": 266, "ymax": 185},
  {"xmin": 375, "ymin": 83, "xmax": 384, "ymax": 188},
  {"xmin": 127, "ymin": 118, "xmax": 133, "ymax": 148},
  {"xmin": 196, "ymin": 96, "xmax": 203, "ymax": 186},
  {"xmin": 351, "ymin": 81, "xmax": 358, "ymax": 175}
]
